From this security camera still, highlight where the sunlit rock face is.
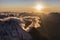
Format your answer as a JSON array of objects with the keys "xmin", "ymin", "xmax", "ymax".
[
  {"xmin": 0, "ymin": 13, "xmax": 41, "ymax": 40},
  {"xmin": 0, "ymin": 16, "xmax": 40, "ymax": 30},
  {"xmin": 0, "ymin": 18, "xmax": 32, "ymax": 40},
  {"xmin": 19, "ymin": 16, "xmax": 41, "ymax": 31}
]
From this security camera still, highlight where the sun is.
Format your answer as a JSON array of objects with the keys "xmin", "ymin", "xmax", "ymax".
[{"xmin": 35, "ymin": 4, "xmax": 43, "ymax": 10}]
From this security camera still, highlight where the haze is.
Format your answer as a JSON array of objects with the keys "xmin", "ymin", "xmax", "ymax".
[{"xmin": 0, "ymin": 0, "xmax": 60, "ymax": 13}]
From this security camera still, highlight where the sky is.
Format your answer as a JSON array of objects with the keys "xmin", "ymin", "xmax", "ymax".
[{"xmin": 0, "ymin": 0, "xmax": 60, "ymax": 13}]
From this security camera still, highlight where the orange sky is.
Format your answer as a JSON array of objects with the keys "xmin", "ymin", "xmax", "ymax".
[
  {"xmin": 0, "ymin": 7, "xmax": 60, "ymax": 13},
  {"xmin": 0, "ymin": 0, "xmax": 60, "ymax": 13}
]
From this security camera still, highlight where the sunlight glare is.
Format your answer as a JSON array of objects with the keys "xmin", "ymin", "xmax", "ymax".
[{"xmin": 35, "ymin": 4, "xmax": 43, "ymax": 10}]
